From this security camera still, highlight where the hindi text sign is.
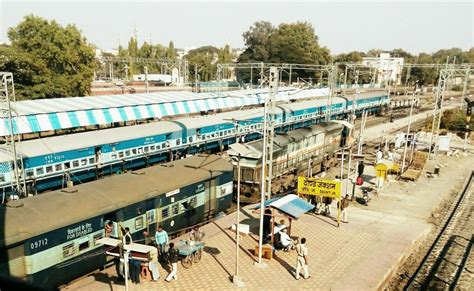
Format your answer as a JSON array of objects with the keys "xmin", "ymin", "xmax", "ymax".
[{"xmin": 297, "ymin": 177, "xmax": 341, "ymax": 198}]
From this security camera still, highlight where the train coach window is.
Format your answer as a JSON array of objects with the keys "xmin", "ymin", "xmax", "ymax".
[
  {"xmin": 188, "ymin": 136, "xmax": 193, "ymax": 143},
  {"xmin": 189, "ymin": 197, "xmax": 197, "ymax": 207},
  {"xmin": 64, "ymin": 162, "xmax": 70, "ymax": 169},
  {"xmin": 79, "ymin": 240, "xmax": 89, "ymax": 251},
  {"xmin": 144, "ymin": 146, "xmax": 149, "ymax": 153},
  {"xmin": 162, "ymin": 207, "xmax": 169, "ymax": 218},
  {"xmin": 172, "ymin": 204, "xmax": 179, "ymax": 215},
  {"xmin": 81, "ymin": 159, "xmax": 87, "ymax": 166},
  {"xmin": 26, "ymin": 170, "xmax": 34, "ymax": 178},
  {"xmin": 73, "ymin": 161, "xmax": 79, "ymax": 168},
  {"xmin": 55, "ymin": 164, "xmax": 62, "ymax": 172},
  {"xmin": 119, "ymin": 152, "xmax": 124, "ymax": 158},
  {"xmin": 176, "ymin": 139, "xmax": 181, "ymax": 146},
  {"xmin": 125, "ymin": 150, "xmax": 131, "ymax": 157},
  {"xmin": 45, "ymin": 166, "xmax": 53, "ymax": 174},
  {"xmin": 0, "ymin": 175, "xmax": 5, "ymax": 182},
  {"xmin": 111, "ymin": 154, "xmax": 117, "ymax": 160},
  {"xmin": 93, "ymin": 233, "xmax": 103, "ymax": 246},
  {"xmin": 135, "ymin": 217, "xmax": 144, "ymax": 230},
  {"xmin": 36, "ymin": 167, "xmax": 44, "ymax": 176},
  {"xmin": 89, "ymin": 157, "xmax": 95, "ymax": 164},
  {"xmin": 62, "ymin": 243, "xmax": 75, "ymax": 258},
  {"xmin": 138, "ymin": 147, "xmax": 143, "ymax": 154},
  {"xmin": 132, "ymin": 149, "xmax": 137, "ymax": 155}
]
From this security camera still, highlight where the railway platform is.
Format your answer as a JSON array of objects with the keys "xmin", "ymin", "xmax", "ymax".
[{"xmin": 64, "ymin": 150, "xmax": 474, "ymax": 290}]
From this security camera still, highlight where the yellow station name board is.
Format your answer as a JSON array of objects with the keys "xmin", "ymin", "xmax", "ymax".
[{"xmin": 297, "ymin": 177, "xmax": 341, "ymax": 198}]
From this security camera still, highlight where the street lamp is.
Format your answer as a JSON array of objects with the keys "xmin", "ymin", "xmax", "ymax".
[{"xmin": 231, "ymin": 154, "xmax": 245, "ymax": 287}]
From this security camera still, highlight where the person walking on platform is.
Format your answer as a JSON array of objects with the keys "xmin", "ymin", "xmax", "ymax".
[
  {"xmin": 295, "ymin": 238, "xmax": 310, "ymax": 280},
  {"xmin": 339, "ymin": 194, "xmax": 350, "ymax": 223},
  {"xmin": 155, "ymin": 225, "xmax": 169, "ymax": 259},
  {"xmin": 165, "ymin": 243, "xmax": 179, "ymax": 282}
]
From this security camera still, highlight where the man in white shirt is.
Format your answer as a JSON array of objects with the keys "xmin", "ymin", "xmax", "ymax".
[
  {"xmin": 295, "ymin": 238, "xmax": 310, "ymax": 280},
  {"xmin": 376, "ymin": 149, "xmax": 383, "ymax": 164},
  {"xmin": 279, "ymin": 229, "xmax": 295, "ymax": 251}
]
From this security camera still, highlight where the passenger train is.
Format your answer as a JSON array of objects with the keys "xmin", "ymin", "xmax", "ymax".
[
  {"xmin": 0, "ymin": 154, "xmax": 233, "ymax": 288},
  {"xmin": 0, "ymin": 92, "xmax": 389, "ymax": 197}
]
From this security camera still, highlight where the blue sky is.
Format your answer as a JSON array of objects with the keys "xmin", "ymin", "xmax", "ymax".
[{"xmin": 1, "ymin": 1, "xmax": 473, "ymax": 54}]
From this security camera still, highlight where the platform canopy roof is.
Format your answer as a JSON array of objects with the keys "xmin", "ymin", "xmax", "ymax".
[
  {"xmin": 258, "ymin": 194, "xmax": 315, "ymax": 219},
  {"xmin": 1, "ymin": 87, "xmax": 329, "ymax": 137}
]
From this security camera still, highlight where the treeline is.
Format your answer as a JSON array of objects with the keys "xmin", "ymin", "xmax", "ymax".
[{"xmin": 0, "ymin": 16, "xmax": 472, "ymax": 100}]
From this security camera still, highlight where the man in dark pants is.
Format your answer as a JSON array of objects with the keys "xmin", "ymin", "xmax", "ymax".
[
  {"xmin": 166, "ymin": 243, "xmax": 179, "ymax": 282},
  {"xmin": 263, "ymin": 208, "xmax": 272, "ymax": 242},
  {"xmin": 357, "ymin": 161, "xmax": 365, "ymax": 177},
  {"xmin": 128, "ymin": 258, "xmax": 140, "ymax": 283}
]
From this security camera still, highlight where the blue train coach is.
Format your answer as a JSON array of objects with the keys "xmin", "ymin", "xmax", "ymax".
[{"xmin": 0, "ymin": 154, "xmax": 233, "ymax": 288}]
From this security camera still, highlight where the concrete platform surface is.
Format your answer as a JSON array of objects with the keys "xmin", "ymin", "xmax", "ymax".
[{"xmin": 64, "ymin": 152, "xmax": 474, "ymax": 290}]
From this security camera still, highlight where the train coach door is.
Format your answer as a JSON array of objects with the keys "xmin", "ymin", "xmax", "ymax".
[{"xmin": 204, "ymin": 179, "xmax": 217, "ymax": 217}]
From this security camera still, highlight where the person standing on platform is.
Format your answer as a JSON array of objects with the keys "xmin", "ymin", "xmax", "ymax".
[
  {"xmin": 295, "ymin": 238, "xmax": 310, "ymax": 280},
  {"xmin": 165, "ymin": 243, "xmax": 179, "ymax": 282},
  {"xmin": 339, "ymin": 194, "xmax": 350, "ymax": 223},
  {"xmin": 357, "ymin": 161, "xmax": 365, "ymax": 177},
  {"xmin": 376, "ymin": 148, "xmax": 383, "ymax": 164},
  {"xmin": 189, "ymin": 226, "xmax": 205, "ymax": 242},
  {"xmin": 155, "ymin": 225, "xmax": 169, "ymax": 259},
  {"xmin": 263, "ymin": 208, "xmax": 272, "ymax": 241},
  {"xmin": 129, "ymin": 258, "xmax": 140, "ymax": 284},
  {"xmin": 149, "ymin": 249, "xmax": 160, "ymax": 281},
  {"xmin": 122, "ymin": 227, "xmax": 132, "ymax": 245}
]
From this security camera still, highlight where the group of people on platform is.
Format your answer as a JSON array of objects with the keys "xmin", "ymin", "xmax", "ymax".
[
  {"xmin": 106, "ymin": 223, "xmax": 204, "ymax": 284},
  {"xmin": 262, "ymin": 216, "xmax": 310, "ymax": 280}
]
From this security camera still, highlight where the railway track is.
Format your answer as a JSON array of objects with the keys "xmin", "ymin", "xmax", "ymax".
[{"xmin": 404, "ymin": 171, "xmax": 474, "ymax": 290}]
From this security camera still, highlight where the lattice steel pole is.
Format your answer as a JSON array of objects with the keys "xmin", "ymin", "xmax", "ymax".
[
  {"xmin": 429, "ymin": 69, "xmax": 451, "ymax": 159},
  {"xmin": 0, "ymin": 72, "xmax": 26, "ymax": 199},
  {"xmin": 325, "ymin": 64, "xmax": 337, "ymax": 122},
  {"xmin": 256, "ymin": 66, "xmax": 278, "ymax": 268}
]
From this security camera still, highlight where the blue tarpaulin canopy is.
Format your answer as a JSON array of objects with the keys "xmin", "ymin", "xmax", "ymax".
[{"xmin": 256, "ymin": 194, "xmax": 314, "ymax": 219}]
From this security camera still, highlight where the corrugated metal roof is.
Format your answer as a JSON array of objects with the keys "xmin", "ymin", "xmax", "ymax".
[
  {"xmin": 0, "ymin": 154, "xmax": 232, "ymax": 246},
  {"xmin": 1, "ymin": 88, "xmax": 330, "ymax": 136},
  {"xmin": 257, "ymin": 194, "xmax": 315, "ymax": 219}
]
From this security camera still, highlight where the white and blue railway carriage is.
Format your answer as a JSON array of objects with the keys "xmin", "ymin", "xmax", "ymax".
[
  {"xmin": 0, "ymin": 92, "xmax": 389, "ymax": 195},
  {"xmin": 0, "ymin": 154, "xmax": 233, "ymax": 288}
]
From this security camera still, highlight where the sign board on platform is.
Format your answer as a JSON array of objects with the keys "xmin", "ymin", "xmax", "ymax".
[
  {"xmin": 297, "ymin": 177, "xmax": 341, "ymax": 198},
  {"xmin": 438, "ymin": 136, "xmax": 451, "ymax": 151}
]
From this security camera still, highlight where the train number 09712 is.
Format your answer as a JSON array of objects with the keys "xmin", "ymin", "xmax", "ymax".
[{"xmin": 30, "ymin": 238, "xmax": 48, "ymax": 250}]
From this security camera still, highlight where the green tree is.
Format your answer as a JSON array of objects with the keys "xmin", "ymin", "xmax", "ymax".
[
  {"xmin": 239, "ymin": 21, "xmax": 275, "ymax": 63},
  {"xmin": 4, "ymin": 15, "xmax": 96, "ymax": 99},
  {"xmin": 186, "ymin": 46, "xmax": 219, "ymax": 82},
  {"xmin": 238, "ymin": 21, "xmax": 331, "ymax": 83},
  {"xmin": 217, "ymin": 44, "xmax": 235, "ymax": 64},
  {"xmin": 166, "ymin": 41, "xmax": 177, "ymax": 60},
  {"xmin": 0, "ymin": 45, "xmax": 50, "ymax": 99},
  {"xmin": 334, "ymin": 51, "xmax": 366, "ymax": 63}
]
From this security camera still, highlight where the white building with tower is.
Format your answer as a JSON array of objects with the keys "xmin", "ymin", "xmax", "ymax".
[{"xmin": 362, "ymin": 53, "xmax": 404, "ymax": 85}]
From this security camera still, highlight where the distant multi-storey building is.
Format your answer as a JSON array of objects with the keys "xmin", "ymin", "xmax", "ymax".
[{"xmin": 362, "ymin": 53, "xmax": 404, "ymax": 85}]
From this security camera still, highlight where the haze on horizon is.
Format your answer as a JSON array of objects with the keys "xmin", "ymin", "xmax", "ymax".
[{"xmin": 1, "ymin": 1, "xmax": 473, "ymax": 55}]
